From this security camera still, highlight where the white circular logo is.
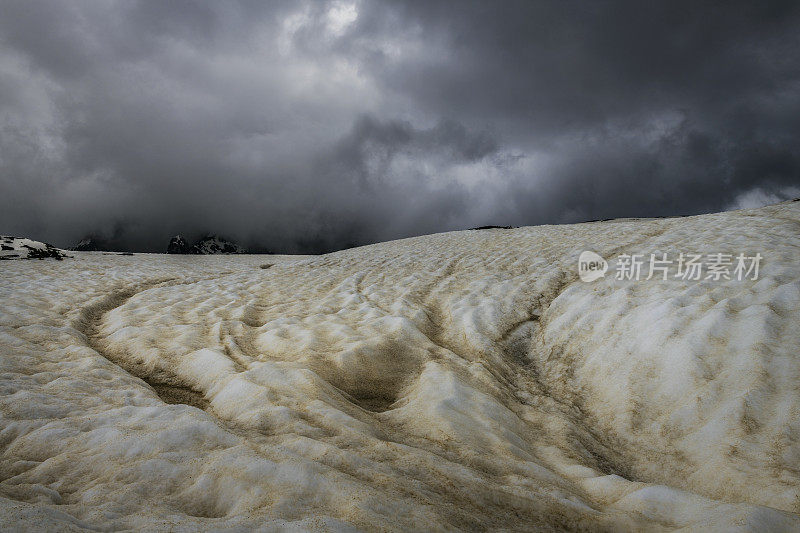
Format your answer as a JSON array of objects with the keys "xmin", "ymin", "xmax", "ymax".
[{"xmin": 578, "ymin": 250, "xmax": 608, "ymax": 282}]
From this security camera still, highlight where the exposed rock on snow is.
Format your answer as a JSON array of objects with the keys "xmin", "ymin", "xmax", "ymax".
[
  {"xmin": 1, "ymin": 202, "xmax": 799, "ymax": 531},
  {"xmin": 166, "ymin": 235, "xmax": 190, "ymax": 254},
  {"xmin": 190, "ymin": 234, "xmax": 245, "ymax": 254},
  {"xmin": 167, "ymin": 234, "xmax": 245, "ymax": 254},
  {"xmin": 72, "ymin": 236, "xmax": 111, "ymax": 252},
  {"xmin": 0, "ymin": 235, "xmax": 67, "ymax": 260},
  {"xmin": 471, "ymin": 225, "xmax": 514, "ymax": 230}
]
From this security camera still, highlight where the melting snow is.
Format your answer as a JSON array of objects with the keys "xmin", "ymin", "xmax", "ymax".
[{"xmin": 1, "ymin": 202, "xmax": 799, "ymax": 531}]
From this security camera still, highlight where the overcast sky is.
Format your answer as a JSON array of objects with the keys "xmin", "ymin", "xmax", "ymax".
[{"xmin": 2, "ymin": 1, "xmax": 799, "ymax": 252}]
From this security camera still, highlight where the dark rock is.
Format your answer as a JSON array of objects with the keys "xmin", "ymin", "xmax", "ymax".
[
  {"xmin": 167, "ymin": 234, "xmax": 245, "ymax": 254},
  {"xmin": 167, "ymin": 235, "xmax": 190, "ymax": 254},
  {"xmin": 190, "ymin": 235, "xmax": 245, "ymax": 254},
  {"xmin": 21, "ymin": 244, "xmax": 67, "ymax": 260},
  {"xmin": 1, "ymin": 236, "xmax": 69, "ymax": 260},
  {"xmin": 73, "ymin": 236, "xmax": 113, "ymax": 251}
]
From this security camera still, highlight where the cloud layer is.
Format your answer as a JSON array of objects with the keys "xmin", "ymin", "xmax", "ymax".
[{"xmin": 1, "ymin": 0, "xmax": 799, "ymax": 252}]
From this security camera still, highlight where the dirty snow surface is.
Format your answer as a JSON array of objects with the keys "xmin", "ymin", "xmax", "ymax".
[{"xmin": 1, "ymin": 202, "xmax": 799, "ymax": 532}]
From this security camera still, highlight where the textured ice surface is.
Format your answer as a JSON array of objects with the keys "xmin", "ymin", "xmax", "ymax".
[{"xmin": 1, "ymin": 202, "xmax": 799, "ymax": 531}]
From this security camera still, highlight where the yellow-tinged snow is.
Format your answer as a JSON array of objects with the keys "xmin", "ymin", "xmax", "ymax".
[{"xmin": 1, "ymin": 202, "xmax": 799, "ymax": 531}]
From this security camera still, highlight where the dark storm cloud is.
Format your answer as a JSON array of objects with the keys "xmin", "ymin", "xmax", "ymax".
[{"xmin": 1, "ymin": 0, "xmax": 798, "ymax": 252}]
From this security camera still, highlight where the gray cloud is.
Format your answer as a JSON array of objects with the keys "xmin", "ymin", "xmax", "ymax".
[{"xmin": 1, "ymin": 0, "xmax": 798, "ymax": 252}]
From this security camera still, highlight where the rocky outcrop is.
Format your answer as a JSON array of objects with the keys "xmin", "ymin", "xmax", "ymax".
[
  {"xmin": 167, "ymin": 235, "xmax": 190, "ymax": 254},
  {"xmin": 190, "ymin": 235, "xmax": 244, "ymax": 254},
  {"xmin": 73, "ymin": 236, "xmax": 112, "ymax": 251},
  {"xmin": 1, "ymin": 236, "xmax": 68, "ymax": 260},
  {"xmin": 166, "ymin": 234, "xmax": 245, "ymax": 254}
]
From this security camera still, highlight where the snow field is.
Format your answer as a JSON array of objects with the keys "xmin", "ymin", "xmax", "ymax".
[{"xmin": 1, "ymin": 203, "xmax": 799, "ymax": 531}]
